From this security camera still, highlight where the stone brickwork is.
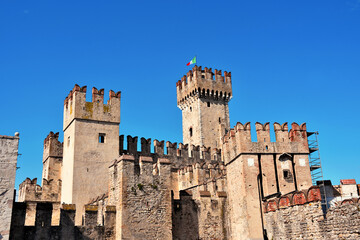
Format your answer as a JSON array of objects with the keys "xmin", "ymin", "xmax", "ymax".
[
  {"xmin": 109, "ymin": 155, "xmax": 172, "ymax": 239},
  {"xmin": 0, "ymin": 134, "xmax": 19, "ymax": 240},
  {"xmin": 8, "ymin": 66, "xmax": 360, "ymax": 239},
  {"xmin": 222, "ymin": 122, "xmax": 312, "ymax": 240},
  {"xmin": 62, "ymin": 85, "xmax": 121, "ymax": 224},
  {"xmin": 10, "ymin": 202, "xmax": 116, "ymax": 239},
  {"xmin": 42, "ymin": 131, "xmax": 62, "ymax": 185},
  {"xmin": 173, "ymin": 162, "xmax": 228, "ymax": 240},
  {"xmin": 177, "ymin": 66, "xmax": 232, "ymax": 148},
  {"xmin": 264, "ymin": 197, "xmax": 360, "ymax": 239}
]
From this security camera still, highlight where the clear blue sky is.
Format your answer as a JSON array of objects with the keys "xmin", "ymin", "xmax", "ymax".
[{"xmin": 1, "ymin": 0, "xmax": 359, "ymax": 189}]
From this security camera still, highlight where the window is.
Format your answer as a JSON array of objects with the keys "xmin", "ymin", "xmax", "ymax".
[
  {"xmin": 219, "ymin": 117, "xmax": 221, "ymax": 123},
  {"xmin": 99, "ymin": 133, "xmax": 106, "ymax": 143},
  {"xmin": 283, "ymin": 170, "xmax": 289, "ymax": 179},
  {"xmin": 189, "ymin": 128, "xmax": 193, "ymax": 137},
  {"xmin": 67, "ymin": 136, "xmax": 70, "ymax": 147},
  {"xmin": 207, "ymin": 102, "xmax": 210, "ymax": 107},
  {"xmin": 283, "ymin": 170, "xmax": 292, "ymax": 182},
  {"xmin": 190, "ymin": 107, "xmax": 192, "ymax": 112}
]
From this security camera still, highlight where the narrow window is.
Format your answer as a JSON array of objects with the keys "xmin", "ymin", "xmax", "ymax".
[
  {"xmin": 283, "ymin": 170, "xmax": 292, "ymax": 181},
  {"xmin": 219, "ymin": 117, "xmax": 221, "ymax": 123},
  {"xmin": 207, "ymin": 102, "xmax": 210, "ymax": 107},
  {"xmin": 283, "ymin": 170, "xmax": 289, "ymax": 179},
  {"xmin": 190, "ymin": 107, "xmax": 192, "ymax": 112},
  {"xmin": 189, "ymin": 128, "xmax": 193, "ymax": 137},
  {"xmin": 67, "ymin": 136, "xmax": 70, "ymax": 147},
  {"xmin": 99, "ymin": 133, "xmax": 106, "ymax": 143}
]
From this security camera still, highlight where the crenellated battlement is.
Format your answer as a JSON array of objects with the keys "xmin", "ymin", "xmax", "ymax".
[
  {"xmin": 263, "ymin": 186, "xmax": 322, "ymax": 212},
  {"xmin": 177, "ymin": 160, "xmax": 226, "ymax": 191},
  {"xmin": 43, "ymin": 131, "xmax": 63, "ymax": 163},
  {"xmin": 63, "ymin": 84, "xmax": 121, "ymax": 130},
  {"xmin": 176, "ymin": 65, "xmax": 232, "ymax": 106},
  {"xmin": 119, "ymin": 135, "xmax": 221, "ymax": 169},
  {"xmin": 11, "ymin": 202, "xmax": 116, "ymax": 237},
  {"xmin": 18, "ymin": 177, "xmax": 61, "ymax": 203},
  {"xmin": 221, "ymin": 122, "xmax": 309, "ymax": 163}
]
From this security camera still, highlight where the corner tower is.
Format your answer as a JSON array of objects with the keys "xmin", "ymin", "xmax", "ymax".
[
  {"xmin": 62, "ymin": 84, "xmax": 121, "ymax": 222},
  {"xmin": 177, "ymin": 66, "xmax": 232, "ymax": 148}
]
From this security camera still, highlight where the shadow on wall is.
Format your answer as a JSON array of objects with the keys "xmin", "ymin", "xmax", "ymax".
[
  {"xmin": 172, "ymin": 191, "xmax": 200, "ymax": 240},
  {"xmin": 9, "ymin": 202, "xmax": 104, "ymax": 240}
]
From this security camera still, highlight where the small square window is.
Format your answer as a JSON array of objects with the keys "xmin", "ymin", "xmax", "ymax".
[{"xmin": 99, "ymin": 133, "xmax": 106, "ymax": 143}]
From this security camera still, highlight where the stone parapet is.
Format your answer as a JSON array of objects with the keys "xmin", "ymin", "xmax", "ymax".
[
  {"xmin": 222, "ymin": 122, "xmax": 309, "ymax": 164},
  {"xmin": 176, "ymin": 65, "xmax": 232, "ymax": 106},
  {"xmin": 118, "ymin": 134, "xmax": 222, "ymax": 169},
  {"xmin": 177, "ymin": 161, "xmax": 226, "ymax": 191},
  {"xmin": 43, "ymin": 131, "xmax": 63, "ymax": 162},
  {"xmin": 263, "ymin": 186, "xmax": 321, "ymax": 213},
  {"xmin": 264, "ymin": 196, "xmax": 360, "ymax": 239},
  {"xmin": 63, "ymin": 84, "xmax": 121, "ymax": 130},
  {"xmin": 18, "ymin": 177, "xmax": 61, "ymax": 202},
  {"xmin": 10, "ymin": 202, "xmax": 116, "ymax": 239}
]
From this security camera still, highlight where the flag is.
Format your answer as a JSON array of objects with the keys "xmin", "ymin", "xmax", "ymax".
[{"xmin": 186, "ymin": 56, "xmax": 196, "ymax": 66}]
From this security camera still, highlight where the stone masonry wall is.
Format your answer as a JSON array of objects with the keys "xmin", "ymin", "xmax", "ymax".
[
  {"xmin": 10, "ymin": 203, "xmax": 116, "ymax": 240},
  {"xmin": 173, "ymin": 161, "xmax": 228, "ymax": 240},
  {"xmin": 110, "ymin": 155, "xmax": 172, "ymax": 239},
  {"xmin": 264, "ymin": 199, "xmax": 360, "ymax": 239},
  {"xmin": 0, "ymin": 134, "xmax": 19, "ymax": 240}
]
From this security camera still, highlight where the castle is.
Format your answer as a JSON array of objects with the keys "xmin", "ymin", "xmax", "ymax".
[{"xmin": 1, "ymin": 66, "xmax": 360, "ymax": 239}]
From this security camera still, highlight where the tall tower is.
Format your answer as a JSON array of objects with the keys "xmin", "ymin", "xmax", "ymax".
[
  {"xmin": 62, "ymin": 84, "xmax": 121, "ymax": 223},
  {"xmin": 177, "ymin": 66, "xmax": 232, "ymax": 148},
  {"xmin": 42, "ymin": 132, "xmax": 63, "ymax": 186}
]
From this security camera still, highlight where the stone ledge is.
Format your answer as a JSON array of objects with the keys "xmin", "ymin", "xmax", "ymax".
[
  {"xmin": 139, "ymin": 156, "xmax": 153, "ymax": 163},
  {"xmin": 199, "ymin": 191, "xmax": 211, "ymax": 197},
  {"xmin": 118, "ymin": 154, "xmax": 135, "ymax": 162},
  {"xmin": 105, "ymin": 205, "xmax": 116, "ymax": 212},
  {"xmin": 217, "ymin": 191, "xmax": 227, "ymax": 198},
  {"xmin": 61, "ymin": 204, "xmax": 76, "ymax": 211},
  {"xmin": 0, "ymin": 135, "xmax": 19, "ymax": 139},
  {"xmin": 85, "ymin": 205, "xmax": 98, "ymax": 212},
  {"xmin": 158, "ymin": 158, "xmax": 171, "ymax": 164}
]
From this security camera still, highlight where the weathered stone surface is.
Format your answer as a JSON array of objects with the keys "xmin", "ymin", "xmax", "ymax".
[
  {"xmin": 264, "ymin": 201, "xmax": 360, "ymax": 239},
  {"xmin": 0, "ymin": 135, "xmax": 19, "ymax": 240},
  {"xmin": 6, "ymin": 68, "xmax": 360, "ymax": 240},
  {"xmin": 177, "ymin": 66, "xmax": 232, "ymax": 149}
]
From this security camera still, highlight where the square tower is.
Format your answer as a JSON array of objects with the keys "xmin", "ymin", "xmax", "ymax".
[
  {"xmin": 177, "ymin": 66, "xmax": 232, "ymax": 148},
  {"xmin": 62, "ymin": 85, "xmax": 121, "ymax": 223}
]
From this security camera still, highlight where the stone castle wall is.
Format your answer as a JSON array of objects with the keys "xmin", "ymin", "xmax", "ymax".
[
  {"xmin": 109, "ymin": 155, "xmax": 172, "ymax": 239},
  {"xmin": 222, "ymin": 122, "xmax": 313, "ymax": 240},
  {"xmin": 8, "ymin": 75, "xmax": 360, "ymax": 240},
  {"xmin": 264, "ymin": 197, "xmax": 360, "ymax": 239},
  {"xmin": 173, "ymin": 164, "xmax": 228, "ymax": 240},
  {"xmin": 0, "ymin": 135, "xmax": 19, "ymax": 240},
  {"xmin": 10, "ymin": 202, "xmax": 116, "ymax": 240}
]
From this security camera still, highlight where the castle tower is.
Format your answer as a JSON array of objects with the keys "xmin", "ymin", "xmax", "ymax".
[
  {"xmin": 177, "ymin": 66, "xmax": 232, "ymax": 148},
  {"xmin": 42, "ymin": 132, "xmax": 63, "ymax": 186},
  {"xmin": 62, "ymin": 84, "xmax": 121, "ymax": 223}
]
